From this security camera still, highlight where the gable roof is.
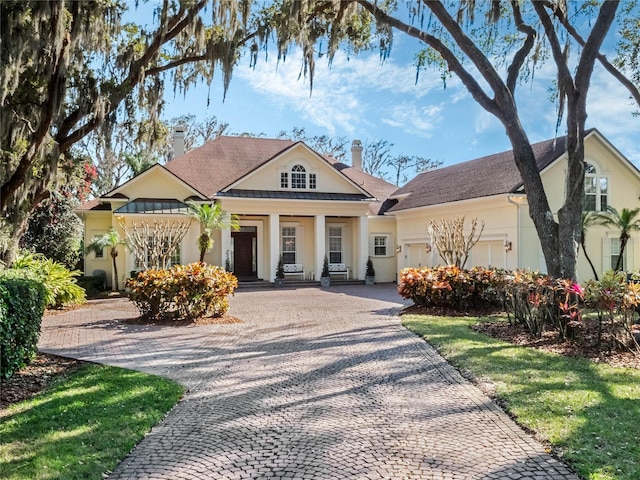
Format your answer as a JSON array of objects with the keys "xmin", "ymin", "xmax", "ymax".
[
  {"xmin": 101, "ymin": 163, "xmax": 207, "ymax": 200},
  {"xmin": 165, "ymin": 136, "xmax": 296, "ymax": 197},
  {"xmin": 164, "ymin": 135, "xmax": 398, "ymax": 212},
  {"xmin": 388, "ymin": 131, "xmax": 581, "ymax": 212},
  {"xmin": 325, "ymin": 157, "xmax": 399, "ymax": 215}
]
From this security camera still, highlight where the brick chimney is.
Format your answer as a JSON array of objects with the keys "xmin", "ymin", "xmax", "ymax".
[
  {"xmin": 172, "ymin": 126, "xmax": 186, "ymax": 159},
  {"xmin": 351, "ymin": 139, "xmax": 363, "ymax": 170}
]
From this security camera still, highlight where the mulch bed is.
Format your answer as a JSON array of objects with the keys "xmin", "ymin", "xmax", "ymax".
[
  {"xmin": 1, "ymin": 353, "xmax": 86, "ymax": 411},
  {"xmin": 403, "ymin": 304, "xmax": 640, "ymax": 370},
  {"xmin": 471, "ymin": 321, "xmax": 640, "ymax": 370}
]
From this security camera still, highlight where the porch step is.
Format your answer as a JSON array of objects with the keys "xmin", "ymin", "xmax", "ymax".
[{"xmin": 237, "ymin": 279, "xmax": 365, "ymax": 290}]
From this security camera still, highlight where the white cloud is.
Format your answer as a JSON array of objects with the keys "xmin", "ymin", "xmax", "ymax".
[
  {"xmin": 382, "ymin": 102, "xmax": 443, "ymax": 138},
  {"xmin": 235, "ymin": 49, "xmax": 443, "ymax": 135}
]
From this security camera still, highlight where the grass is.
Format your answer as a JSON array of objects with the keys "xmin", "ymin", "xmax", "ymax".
[
  {"xmin": 402, "ymin": 314, "xmax": 640, "ymax": 480},
  {"xmin": 0, "ymin": 364, "xmax": 184, "ymax": 480}
]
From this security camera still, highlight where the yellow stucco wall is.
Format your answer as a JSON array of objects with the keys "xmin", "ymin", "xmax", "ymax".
[
  {"xmin": 235, "ymin": 145, "xmax": 363, "ymax": 194},
  {"xmin": 393, "ymin": 133, "xmax": 640, "ymax": 281},
  {"xmin": 116, "ymin": 167, "xmax": 197, "ymax": 200},
  {"xmin": 368, "ymin": 216, "xmax": 397, "ymax": 283},
  {"xmin": 525, "ymin": 134, "xmax": 640, "ymax": 280},
  {"xmin": 394, "ymin": 196, "xmax": 519, "ymax": 275},
  {"xmin": 82, "ymin": 212, "xmax": 114, "ymax": 286}
]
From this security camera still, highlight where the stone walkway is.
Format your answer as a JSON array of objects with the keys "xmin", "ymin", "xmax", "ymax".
[{"xmin": 39, "ymin": 285, "xmax": 578, "ymax": 479}]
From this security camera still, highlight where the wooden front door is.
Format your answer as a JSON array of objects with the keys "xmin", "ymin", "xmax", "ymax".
[{"xmin": 232, "ymin": 229, "xmax": 257, "ymax": 279}]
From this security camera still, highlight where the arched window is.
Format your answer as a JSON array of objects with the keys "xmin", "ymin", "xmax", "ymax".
[
  {"xmin": 584, "ymin": 163, "xmax": 608, "ymax": 212},
  {"xmin": 291, "ymin": 164, "xmax": 306, "ymax": 189}
]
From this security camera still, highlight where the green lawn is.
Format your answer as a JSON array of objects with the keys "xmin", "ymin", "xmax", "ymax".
[
  {"xmin": 0, "ymin": 364, "xmax": 184, "ymax": 480},
  {"xmin": 402, "ymin": 314, "xmax": 640, "ymax": 480}
]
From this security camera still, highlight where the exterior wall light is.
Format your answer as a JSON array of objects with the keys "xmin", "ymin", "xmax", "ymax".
[
  {"xmin": 504, "ymin": 240, "xmax": 512, "ymax": 252},
  {"xmin": 425, "ymin": 243, "xmax": 432, "ymax": 254}
]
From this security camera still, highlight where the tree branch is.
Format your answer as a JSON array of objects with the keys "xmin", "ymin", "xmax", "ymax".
[
  {"xmin": 553, "ymin": 2, "xmax": 638, "ymax": 106},
  {"xmin": 56, "ymin": 0, "xmax": 209, "ymax": 152},
  {"xmin": 356, "ymin": 0, "xmax": 500, "ymax": 117},
  {"xmin": 532, "ymin": 1, "xmax": 575, "ymax": 97},
  {"xmin": 506, "ymin": 0, "xmax": 537, "ymax": 94},
  {"xmin": 1, "ymin": 0, "xmax": 70, "ymax": 210}
]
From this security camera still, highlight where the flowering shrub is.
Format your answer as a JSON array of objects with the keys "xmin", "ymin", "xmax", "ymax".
[
  {"xmin": 398, "ymin": 265, "xmax": 504, "ymax": 311},
  {"xmin": 584, "ymin": 271, "xmax": 640, "ymax": 350},
  {"xmin": 400, "ymin": 264, "xmax": 640, "ymax": 350},
  {"xmin": 126, "ymin": 263, "xmax": 238, "ymax": 321}
]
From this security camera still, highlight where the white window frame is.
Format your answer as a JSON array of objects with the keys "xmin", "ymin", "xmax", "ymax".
[
  {"xmin": 602, "ymin": 236, "xmax": 633, "ymax": 272},
  {"xmin": 584, "ymin": 162, "xmax": 609, "ymax": 213},
  {"xmin": 328, "ymin": 226, "xmax": 343, "ymax": 264},
  {"xmin": 279, "ymin": 163, "xmax": 318, "ymax": 190},
  {"xmin": 281, "ymin": 226, "xmax": 297, "ymax": 264},
  {"xmin": 291, "ymin": 164, "xmax": 306, "ymax": 189},
  {"xmin": 369, "ymin": 233, "xmax": 394, "ymax": 258},
  {"xmin": 89, "ymin": 231, "xmax": 106, "ymax": 259},
  {"xmin": 135, "ymin": 235, "xmax": 182, "ymax": 270}
]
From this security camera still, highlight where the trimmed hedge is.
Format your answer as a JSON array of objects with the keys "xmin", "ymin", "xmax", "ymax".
[
  {"xmin": 0, "ymin": 277, "xmax": 47, "ymax": 379},
  {"xmin": 126, "ymin": 262, "xmax": 238, "ymax": 321}
]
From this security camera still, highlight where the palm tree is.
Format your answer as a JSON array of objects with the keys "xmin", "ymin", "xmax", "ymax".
[
  {"xmin": 579, "ymin": 212, "xmax": 600, "ymax": 280},
  {"xmin": 187, "ymin": 201, "xmax": 239, "ymax": 263},
  {"xmin": 593, "ymin": 206, "xmax": 640, "ymax": 271},
  {"xmin": 86, "ymin": 228, "xmax": 122, "ymax": 290}
]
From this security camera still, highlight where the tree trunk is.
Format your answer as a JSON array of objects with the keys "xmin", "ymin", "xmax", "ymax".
[
  {"xmin": 501, "ymin": 121, "xmax": 562, "ymax": 277},
  {"xmin": 616, "ymin": 234, "xmax": 629, "ymax": 271},
  {"xmin": 111, "ymin": 250, "xmax": 119, "ymax": 291}
]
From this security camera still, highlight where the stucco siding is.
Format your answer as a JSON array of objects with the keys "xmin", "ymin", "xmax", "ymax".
[
  {"xmin": 234, "ymin": 146, "xmax": 363, "ymax": 194},
  {"xmin": 117, "ymin": 168, "xmax": 197, "ymax": 200},
  {"xmin": 367, "ymin": 216, "xmax": 397, "ymax": 283},
  {"xmin": 394, "ymin": 196, "xmax": 519, "ymax": 273}
]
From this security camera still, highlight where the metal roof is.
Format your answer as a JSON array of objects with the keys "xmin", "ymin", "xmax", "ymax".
[
  {"xmin": 217, "ymin": 189, "xmax": 372, "ymax": 201},
  {"xmin": 114, "ymin": 198, "xmax": 189, "ymax": 214}
]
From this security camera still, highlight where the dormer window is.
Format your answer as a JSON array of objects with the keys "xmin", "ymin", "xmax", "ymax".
[
  {"xmin": 291, "ymin": 164, "xmax": 306, "ymax": 189},
  {"xmin": 584, "ymin": 163, "xmax": 608, "ymax": 212},
  {"xmin": 280, "ymin": 164, "xmax": 317, "ymax": 190}
]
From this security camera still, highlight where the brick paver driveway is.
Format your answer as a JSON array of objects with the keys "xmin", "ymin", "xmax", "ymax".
[{"xmin": 39, "ymin": 284, "xmax": 578, "ymax": 480}]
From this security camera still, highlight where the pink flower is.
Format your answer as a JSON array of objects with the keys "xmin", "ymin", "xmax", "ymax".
[{"xmin": 568, "ymin": 282, "xmax": 584, "ymax": 297}]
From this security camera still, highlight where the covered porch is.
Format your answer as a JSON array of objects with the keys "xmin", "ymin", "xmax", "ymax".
[{"xmin": 218, "ymin": 213, "xmax": 370, "ymax": 283}]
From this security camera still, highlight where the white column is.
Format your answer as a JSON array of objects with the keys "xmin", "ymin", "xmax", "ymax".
[
  {"xmin": 315, "ymin": 214, "xmax": 325, "ymax": 278},
  {"xmin": 220, "ymin": 226, "xmax": 231, "ymax": 269},
  {"xmin": 269, "ymin": 213, "xmax": 279, "ymax": 283},
  {"xmin": 358, "ymin": 215, "xmax": 369, "ymax": 280}
]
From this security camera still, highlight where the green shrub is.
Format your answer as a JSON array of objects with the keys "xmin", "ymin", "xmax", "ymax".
[
  {"xmin": 76, "ymin": 275, "xmax": 107, "ymax": 296},
  {"xmin": 126, "ymin": 262, "xmax": 238, "ymax": 321},
  {"xmin": 0, "ymin": 277, "xmax": 47, "ymax": 378},
  {"xmin": 6, "ymin": 252, "xmax": 86, "ymax": 307}
]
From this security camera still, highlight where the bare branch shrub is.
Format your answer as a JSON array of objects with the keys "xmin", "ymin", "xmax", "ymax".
[{"xmin": 428, "ymin": 216, "xmax": 485, "ymax": 268}]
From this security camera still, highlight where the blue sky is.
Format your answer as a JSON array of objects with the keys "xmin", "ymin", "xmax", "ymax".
[{"xmin": 156, "ymin": 10, "xmax": 640, "ymax": 177}]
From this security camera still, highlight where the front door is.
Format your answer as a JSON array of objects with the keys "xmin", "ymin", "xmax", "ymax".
[{"xmin": 232, "ymin": 228, "xmax": 257, "ymax": 279}]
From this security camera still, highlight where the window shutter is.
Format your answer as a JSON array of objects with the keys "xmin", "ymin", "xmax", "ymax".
[
  {"xmin": 602, "ymin": 237, "xmax": 610, "ymax": 274},
  {"xmin": 296, "ymin": 227, "xmax": 304, "ymax": 263},
  {"xmin": 626, "ymin": 237, "xmax": 634, "ymax": 271},
  {"xmin": 368, "ymin": 235, "xmax": 375, "ymax": 257},
  {"xmin": 386, "ymin": 235, "xmax": 395, "ymax": 257}
]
